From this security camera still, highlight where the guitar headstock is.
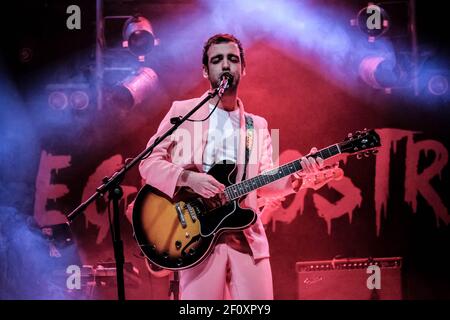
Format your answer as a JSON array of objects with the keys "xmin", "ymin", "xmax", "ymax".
[{"xmin": 339, "ymin": 129, "xmax": 381, "ymax": 158}]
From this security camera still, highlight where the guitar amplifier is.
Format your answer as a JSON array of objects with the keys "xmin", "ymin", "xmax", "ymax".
[{"xmin": 296, "ymin": 257, "xmax": 402, "ymax": 300}]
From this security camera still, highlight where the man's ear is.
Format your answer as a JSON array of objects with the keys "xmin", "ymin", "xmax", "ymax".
[
  {"xmin": 202, "ymin": 66, "xmax": 209, "ymax": 79},
  {"xmin": 242, "ymin": 67, "xmax": 246, "ymax": 76}
]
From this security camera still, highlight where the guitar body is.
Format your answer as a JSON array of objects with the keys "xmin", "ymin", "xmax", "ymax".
[{"xmin": 132, "ymin": 161, "xmax": 256, "ymax": 271}]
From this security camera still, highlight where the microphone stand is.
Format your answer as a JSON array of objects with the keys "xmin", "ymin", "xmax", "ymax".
[
  {"xmin": 169, "ymin": 271, "xmax": 180, "ymax": 300},
  {"xmin": 65, "ymin": 86, "xmax": 225, "ymax": 300}
]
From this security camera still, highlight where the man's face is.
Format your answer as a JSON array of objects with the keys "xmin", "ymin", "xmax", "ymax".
[{"xmin": 203, "ymin": 42, "xmax": 245, "ymax": 90}]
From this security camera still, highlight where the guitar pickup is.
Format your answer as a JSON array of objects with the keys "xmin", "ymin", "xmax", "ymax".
[
  {"xmin": 175, "ymin": 203, "xmax": 187, "ymax": 228},
  {"xmin": 185, "ymin": 203, "xmax": 197, "ymax": 222}
]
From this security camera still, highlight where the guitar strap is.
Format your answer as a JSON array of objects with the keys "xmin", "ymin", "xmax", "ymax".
[{"xmin": 242, "ymin": 115, "xmax": 254, "ymax": 181}]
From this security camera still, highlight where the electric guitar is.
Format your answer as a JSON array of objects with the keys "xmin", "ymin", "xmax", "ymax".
[
  {"xmin": 132, "ymin": 129, "xmax": 381, "ymax": 271},
  {"xmin": 140, "ymin": 164, "xmax": 343, "ymax": 278}
]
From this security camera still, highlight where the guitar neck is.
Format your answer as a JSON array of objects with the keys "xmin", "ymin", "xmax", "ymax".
[{"xmin": 225, "ymin": 143, "xmax": 341, "ymax": 201}]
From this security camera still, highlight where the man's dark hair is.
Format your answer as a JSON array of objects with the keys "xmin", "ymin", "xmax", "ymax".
[{"xmin": 202, "ymin": 33, "xmax": 246, "ymax": 70}]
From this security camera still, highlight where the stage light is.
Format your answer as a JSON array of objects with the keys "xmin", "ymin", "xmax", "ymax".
[
  {"xmin": 46, "ymin": 83, "xmax": 91, "ymax": 111},
  {"xmin": 48, "ymin": 91, "xmax": 68, "ymax": 110},
  {"xmin": 358, "ymin": 56, "xmax": 399, "ymax": 90},
  {"xmin": 19, "ymin": 47, "xmax": 33, "ymax": 63},
  {"xmin": 351, "ymin": 4, "xmax": 390, "ymax": 42},
  {"xmin": 427, "ymin": 74, "xmax": 448, "ymax": 96},
  {"xmin": 121, "ymin": 67, "xmax": 158, "ymax": 107},
  {"xmin": 69, "ymin": 90, "xmax": 90, "ymax": 110},
  {"xmin": 106, "ymin": 67, "xmax": 158, "ymax": 109},
  {"xmin": 417, "ymin": 68, "xmax": 450, "ymax": 103},
  {"xmin": 122, "ymin": 15, "xmax": 159, "ymax": 61}
]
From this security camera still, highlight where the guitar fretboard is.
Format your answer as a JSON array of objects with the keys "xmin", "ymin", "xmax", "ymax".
[{"xmin": 224, "ymin": 144, "xmax": 341, "ymax": 201}]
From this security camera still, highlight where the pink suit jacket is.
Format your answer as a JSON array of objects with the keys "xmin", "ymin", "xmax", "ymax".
[{"xmin": 139, "ymin": 91, "xmax": 295, "ymax": 260}]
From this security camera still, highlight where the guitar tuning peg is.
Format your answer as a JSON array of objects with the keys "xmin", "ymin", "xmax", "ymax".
[
  {"xmin": 364, "ymin": 151, "xmax": 370, "ymax": 157},
  {"xmin": 372, "ymin": 149, "xmax": 379, "ymax": 154},
  {"xmin": 356, "ymin": 153, "xmax": 363, "ymax": 159}
]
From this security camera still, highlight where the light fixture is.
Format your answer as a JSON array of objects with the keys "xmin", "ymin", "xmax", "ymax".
[
  {"xmin": 358, "ymin": 56, "xmax": 399, "ymax": 91},
  {"xmin": 69, "ymin": 90, "xmax": 90, "ymax": 110},
  {"xmin": 122, "ymin": 15, "xmax": 159, "ymax": 61},
  {"xmin": 427, "ymin": 74, "xmax": 448, "ymax": 96},
  {"xmin": 48, "ymin": 91, "xmax": 68, "ymax": 110},
  {"xmin": 46, "ymin": 83, "xmax": 91, "ymax": 111},
  {"xmin": 417, "ymin": 68, "xmax": 450, "ymax": 103},
  {"xmin": 351, "ymin": 4, "xmax": 390, "ymax": 42},
  {"xmin": 120, "ymin": 67, "xmax": 158, "ymax": 107}
]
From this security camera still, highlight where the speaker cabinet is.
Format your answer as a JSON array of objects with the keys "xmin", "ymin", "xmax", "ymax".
[{"xmin": 296, "ymin": 257, "xmax": 402, "ymax": 300}]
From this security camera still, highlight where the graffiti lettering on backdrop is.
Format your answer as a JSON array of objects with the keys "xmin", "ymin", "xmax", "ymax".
[
  {"xmin": 34, "ymin": 153, "xmax": 137, "ymax": 244},
  {"xmin": 260, "ymin": 149, "xmax": 362, "ymax": 234},
  {"xmin": 262, "ymin": 128, "xmax": 449, "ymax": 235},
  {"xmin": 82, "ymin": 155, "xmax": 137, "ymax": 244},
  {"xmin": 375, "ymin": 129, "xmax": 449, "ymax": 234},
  {"xmin": 34, "ymin": 128, "xmax": 449, "ymax": 238},
  {"xmin": 34, "ymin": 151, "xmax": 72, "ymax": 227}
]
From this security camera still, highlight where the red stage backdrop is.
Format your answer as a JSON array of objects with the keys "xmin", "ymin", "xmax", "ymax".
[{"xmin": 1, "ymin": 0, "xmax": 448, "ymax": 300}]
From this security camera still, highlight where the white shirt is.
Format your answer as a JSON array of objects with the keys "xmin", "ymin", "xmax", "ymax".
[{"xmin": 202, "ymin": 103, "xmax": 240, "ymax": 172}]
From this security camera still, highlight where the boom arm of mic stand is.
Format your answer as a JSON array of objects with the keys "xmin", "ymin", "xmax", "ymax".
[
  {"xmin": 66, "ymin": 88, "xmax": 219, "ymax": 224},
  {"xmin": 64, "ymin": 88, "xmax": 219, "ymax": 300}
]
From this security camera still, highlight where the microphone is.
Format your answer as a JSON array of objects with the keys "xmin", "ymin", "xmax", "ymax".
[
  {"xmin": 217, "ymin": 72, "xmax": 233, "ymax": 96},
  {"xmin": 170, "ymin": 72, "xmax": 234, "ymax": 124}
]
